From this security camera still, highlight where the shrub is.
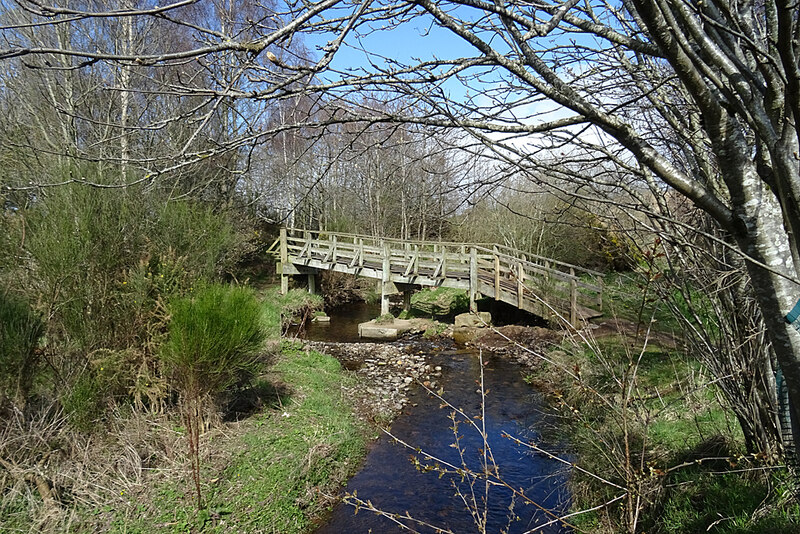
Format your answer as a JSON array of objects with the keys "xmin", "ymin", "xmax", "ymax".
[
  {"xmin": 61, "ymin": 372, "xmax": 105, "ymax": 431},
  {"xmin": 0, "ymin": 292, "xmax": 45, "ymax": 408},
  {"xmin": 161, "ymin": 284, "xmax": 266, "ymax": 396},
  {"xmin": 160, "ymin": 283, "xmax": 266, "ymax": 506},
  {"xmin": 24, "ymin": 176, "xmax": 244, "ymax": 355}
]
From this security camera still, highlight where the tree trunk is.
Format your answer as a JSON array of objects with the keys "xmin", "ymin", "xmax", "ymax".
[{"xmin": 736, "ymin": 202, "xmax": 800, "ymax": 462}]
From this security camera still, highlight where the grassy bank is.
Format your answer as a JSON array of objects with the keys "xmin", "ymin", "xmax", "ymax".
[
  {"xmin": 530, "ymin": 332, "xmax": 799, "ymax": 533},
  {"xmin": 95, "ymin": 345, "xmax": 366, "ymax": 534},
  {"xmin": 97, "ymin": 291, "xmax": 363, "ymax": 533}
]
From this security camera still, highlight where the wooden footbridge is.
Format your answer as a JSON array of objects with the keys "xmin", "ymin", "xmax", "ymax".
[{"xmin": 272, "ymin": 228, "xmax": 604, "ymax": 326}]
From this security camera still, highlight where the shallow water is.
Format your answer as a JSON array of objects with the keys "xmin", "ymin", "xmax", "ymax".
[
  {"xmin": 307, "ymin": 303, "xmax": 572, "ymax": 533},
  {"xmin": 293, "ymin": 300, "xmax": 381, "ymax": 343}
]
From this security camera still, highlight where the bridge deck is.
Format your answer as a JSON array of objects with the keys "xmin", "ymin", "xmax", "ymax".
[{"xmin": 274, "ymin": 228, "xmax": 603, "ymax": 326}]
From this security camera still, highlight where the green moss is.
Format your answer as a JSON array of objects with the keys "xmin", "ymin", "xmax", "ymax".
[
  {"xmin": 409, "ymin": 287, "xmax": 469, "ymax": 318},
  {"xmin": 374, "ymin": 313, "xmax": 395, "ymax": 324}
]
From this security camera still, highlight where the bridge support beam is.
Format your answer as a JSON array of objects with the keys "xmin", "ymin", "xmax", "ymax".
[
  {"xmin": 308, "ymin": 272, "xmax": 317, "ymax": 295},
  {"xmin": 403, "ymin": 290, "xmax": 412, "ymax": 313}
]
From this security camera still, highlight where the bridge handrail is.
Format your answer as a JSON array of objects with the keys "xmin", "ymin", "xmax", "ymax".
[
  {"xmin": 283, "ymin": 230, "xmax": 603, "ymax": 297},
  {"xmin": 279, "ymin": 227, "xmax": 603, "ymax": 323},
  {"xmin": 285, "ymin": 228, "xmax": 604, "ymax": 279}
]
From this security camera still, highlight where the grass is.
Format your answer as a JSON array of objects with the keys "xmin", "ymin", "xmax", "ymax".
[
  {"xmin": 658, "ymin": 471, "xmax": 800, "ymax": 534},
  {"xmin": 531, "ymin": 331, "xmax": 799, "ymax": 533},
  {"xmin": 94, "ymin": 345, "xmax": 366, "ymax": 534},
  {"xmin": 602, "ymin": 271, "xmax": 682, "ymax": 331},
  {"xmin": 214, "ymin": 345, "xmax": 366, "ymax": 533}
]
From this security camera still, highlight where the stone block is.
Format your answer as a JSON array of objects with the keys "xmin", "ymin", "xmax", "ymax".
[
  {"xmin": 358, "ymin": 322, "xmax": 399, "ymax": 340},
  {"xmin": 454, "ymin": 312, "xmax": 492, "ymax": 328}
]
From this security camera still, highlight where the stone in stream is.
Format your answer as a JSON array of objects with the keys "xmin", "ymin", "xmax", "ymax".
[
  {"xmin": 357, "ymin": 323, "xmax": 400, "ymax": 340},
  {"xmin": 454, "ymin": 311, "xmax": 492, "ymax": 328}
]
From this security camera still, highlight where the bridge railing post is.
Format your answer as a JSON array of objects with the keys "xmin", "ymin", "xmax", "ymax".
[
  {"xmin": 570, "ymin": 267, "xmax": 578, "ymax": 327},
  {"xmin": 517, "ymin": 261, "xmax": 524, "ymax": 310},
  {"xmin": 381, "ymin": 241, "xmax": 391, "ymax": 316},
  {"xmin": 493, "ymin": 246, "xmax": 500, "ymax": 299},
  {"xmin": 280, "ymin": 227, "xmax": 288, "ymax": 295},
  {"xmin": 469, "ymin": 247, "xmax": 478, "ymax": 313}
]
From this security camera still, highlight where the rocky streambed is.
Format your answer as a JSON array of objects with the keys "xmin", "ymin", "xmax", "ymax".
[
  {"xmin": 312, "ymin": 332, "xmax": 572, "ymax": 534},
  {"xmin": 303, "ymin": 340, "xmax": 447, "ymax": 422},
  {"xmin": 302, "ymin": 322, "xmax": 567, "ymax": 425}
]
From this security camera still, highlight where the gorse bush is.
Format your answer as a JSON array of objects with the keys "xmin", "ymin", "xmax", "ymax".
[
  {"xmin": 0, "ymin": 292, "xmax": 45, "ymax": 408},
  {"xmin": 25, "ymin": 180, "xmax": 146, "ymax": 351},
  {"xmin": 60, "ymin": 372, "xmax": 105, "ymax": 431},
  {"xmin": 25, "ymin": 178, "xmax": 241, "ymax": 354},
  {"xmin": 160, "ymin": 284, "xmax": 266, "ymax": 396},
  {"xmin": 160, "ymin": 283, "xmax": 266, "ymax": 506},
  {"xmin": 9, "ymin": 168, "xmax": 248, "ymax": 418}
]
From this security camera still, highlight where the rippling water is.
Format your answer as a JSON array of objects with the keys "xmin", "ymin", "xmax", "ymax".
[{"xmin": 305, "ymin": 302, "xmax": 572, "ymax": 534}]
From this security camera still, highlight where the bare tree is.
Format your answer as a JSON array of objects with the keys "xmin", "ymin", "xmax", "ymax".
[{"xmin": 2, "ymin": 0, "xmax": 800, "ymax": 455}]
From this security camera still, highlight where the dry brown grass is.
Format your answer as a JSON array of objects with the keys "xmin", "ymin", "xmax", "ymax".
[{"xmin": 0, "ymin": 403, "xmax": 187, "ymax": 533}]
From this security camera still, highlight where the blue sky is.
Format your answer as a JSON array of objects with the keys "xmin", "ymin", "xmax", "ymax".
[
  {"xmin": 297, "ymin": 4, "xmax": 608, "ymax": 141},
  {"xmin": 303, "ymin": 12, "xmax": 479, "ymax": 101}
]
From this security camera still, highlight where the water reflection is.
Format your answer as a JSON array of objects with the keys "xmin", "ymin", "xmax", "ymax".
[{"xmin": 290, "ymin": 301, "xmax": 381, "ymax": 343}]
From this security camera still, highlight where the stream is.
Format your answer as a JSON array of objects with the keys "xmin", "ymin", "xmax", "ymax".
[{"xmin": 305, "ymin": 302, "xmax": 572, "ymax": 534}]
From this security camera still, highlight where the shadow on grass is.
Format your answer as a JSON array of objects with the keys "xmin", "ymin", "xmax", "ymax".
[{"xmin": 221, "ymin": 378, "xmax": 293, "ymax": 423}]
